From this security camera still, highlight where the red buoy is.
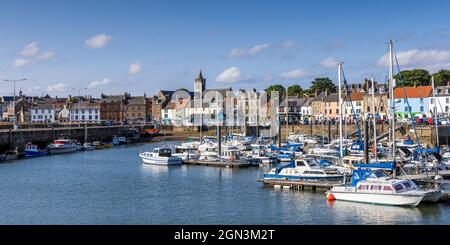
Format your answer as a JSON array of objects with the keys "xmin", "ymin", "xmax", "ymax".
[{"xmin": 326, "ymin": 193, "xmax": 335, "ymax": 201}]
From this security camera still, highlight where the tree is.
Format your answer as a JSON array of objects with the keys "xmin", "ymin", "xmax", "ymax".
[
  {"xmin": 287, "ymin": 85, "xmax": 303, "ymax": 96},
  {"xmin": 432, "ymin": 69, "xmax": 450, "ymax": 86},
  {"xmin": 266, "ymin": 84, "xmax": 285, "ymax": 98},
  {"xmin": 308, "ymin": 77, "xmax": 335, "ymax": 94},
  {"xmin": 393, "ymin": 69, "xmax": 431, "ymax": 86}
]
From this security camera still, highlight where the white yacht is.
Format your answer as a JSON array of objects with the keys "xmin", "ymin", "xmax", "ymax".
[
  {"xmin": 172, "ymin": 145, "xmax": 199, "ymax": 161},
  {"xmin": 47, "ymin": 138, "xmax": 81, "ymax": 154},
  {"xmin": 197, "ymin": 143, "xmax": 219, "ymax": 161},
  {"xmin": 139, "ymin": 148, "xmax": 182, "ymax": 165},
  {"xmin": 263, "ymin": 157, "xmax": 344, "ymax": 181},
  {"xmin": 326, "ymin": 165, "xmax": 441, "ymax": 206}
]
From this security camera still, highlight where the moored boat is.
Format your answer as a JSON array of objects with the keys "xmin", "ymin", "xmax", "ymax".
[
  {"xmin": 139, "ymin": 148, "xmax": 182, "ymax": 165},
  {"xmin": 24, "ymin": 143, "xmax": 48, "ymax": 157},
  {"xmin": 82, "ymin": 143, "xmax": 96, "ymax": 151},
  {"xmin": 326, "ymin": 163, "xmax": 438, "ymax": 207},
  {"xmin": 1, "ymin": 149, "xmax": 19, "ymax": 161},
  {"xmin": 47, "ymin": 138, "xmax": 81, "ymax": 154},
  {"xmin": 263, "ymin": 157, "xmax": 344, "ymax": 181}
]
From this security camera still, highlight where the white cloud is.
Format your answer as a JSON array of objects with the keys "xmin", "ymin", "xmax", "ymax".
[
  {"xmin": 228, "ymin": 43, "xmax": 271, "ymax": 59},
  {"xmin": 128, "ymin": 61, "xmax": 143, "ymax": 75},
  {"xmin": 13, "ymin": 58, "xmax": 29, "ymax": 67},
  {"xmin": 88, "ymin": 78, "xmax": 112, "ymax": 88},
  {"xmin": 47, "ymin": 83, "xmax": 68, "ymax": 92},
  {"xmin": 20, "ymin": 42, "xmax": 40, "ymax": 56},
  {"xmin": 26, "ymin": 86, "xmax": 41, "ymax": 94},
  {"xmin": 37, "ymin": 51, "xmax": 55, "ymax": 60},
  {"xmin": 84, "ymin": 34, "xmax": 112, "ymax": 49},
  {"xmin": 281, "ymin": 40, "xmax": 297, "ymax": 49},
  {"xmin": 378, "ymin": 49, "xmax": 450, "ymax": 71},
  {"xmin": 280, "ymin": 69, "xmax": 307, "ymax": 79},
  {"xmin": 215, "ymin": 67, "xmax": 241, "ymax": 83},
  {"xmin": 320, "ymin": 56, "xmax": 338, "ymax": 69}
]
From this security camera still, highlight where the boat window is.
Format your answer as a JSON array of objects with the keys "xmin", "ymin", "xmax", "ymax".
[
  {"xmin": 383, "ymin": 186, "xmax": 393, "ymax": 191},
  {"xmin": 393, "ymin": 184, "xmax": 404, "ymax": 191},
  {"xmin": 358, "ymin": 185, "xmax": 368, "ymax": 190},
  {"xmin": 403, "ymin": 182, "xmax": 412, "ymax": 189},
  {"xmin": 296, "ymin": 161, "xmax": 306, "ymax": 166}
]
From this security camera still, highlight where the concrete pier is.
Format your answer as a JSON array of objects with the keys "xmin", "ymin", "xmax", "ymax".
[{"xmin": 0, "ymin": 125, "xmax": 135, "ymax": 152}]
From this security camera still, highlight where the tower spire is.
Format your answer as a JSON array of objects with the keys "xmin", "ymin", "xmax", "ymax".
[{"xmin": 198, "ymin": 69, "xmax": 204, "ymax": 80}]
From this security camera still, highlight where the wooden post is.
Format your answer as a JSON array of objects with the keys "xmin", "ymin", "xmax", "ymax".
[
  {"xmin": 364, "ymin": 119, "xmax": 369, "ymax": 164},
  {"xmin": 278, "ymin": 115, "xmax": 282, "ymax": 148},
  {"xmin": 328, "ymin": 120, "xmax": 331, "ymax": 144}
]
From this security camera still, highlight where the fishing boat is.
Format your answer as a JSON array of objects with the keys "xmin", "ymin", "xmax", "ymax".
[
  {"xmin": 47, "ymin": 138, "xmax": 81, "ymax": 154},
  {"xmin": 24, "ymin": 143, "xmax": 48, "ymax": 157},
  {"xmin": 263, "ymin": 157, "xmax": 344, "ymax": 181},
  {"xmin": 1, "ymin": 149, "xmax": 19, "ymax": 161},
  {"xmin": 325, "ymin": 163, "xmax": 437, "ymax": 207},
  {"xmin": 139, "ymin": 148, "xmax": 182, "ymax": 165},
  {"xmin": 112, "ymin": 136, "xmax": 128, "ymax": 145},
  {"xmin": 82, "ymin": 143, "xmax": 96, "ymax": 151}
]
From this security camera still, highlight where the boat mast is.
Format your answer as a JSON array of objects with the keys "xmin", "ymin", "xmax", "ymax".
[
  {"xmin": 371, "ymin": 75, "xmax": 377, "ymax": 162},
  {"xmin": 388, "ymin": 40, "xmax": 396, "ymax": 161},
  {"xmin": 432, "ymin": 76, "xmax": 439, "ymax": 147},
  {"xmin": 338, "ymin": 62, "xmax": 343, "ymax": 159},
  {"xmin": 286, "ymin": 86, "xmax": 289, "ymax": 142}
]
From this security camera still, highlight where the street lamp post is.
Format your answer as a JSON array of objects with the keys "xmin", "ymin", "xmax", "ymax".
[{"xmin": 3, "ymin": 78, "xmax": 26, "ymax": 130}]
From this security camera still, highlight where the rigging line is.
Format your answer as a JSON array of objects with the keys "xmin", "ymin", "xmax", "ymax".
[
  {"xmin": 341, "ymin": 69, "xmax": 363, "ymax": 146},
  {"xmin": 395, "ymin": 54, "xmax": 431, "ymax": 184}
]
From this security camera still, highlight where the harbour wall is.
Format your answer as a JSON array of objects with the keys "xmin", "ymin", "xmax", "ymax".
[{"xmin": 0, "ymin": 125, "xmax": 134, "ymax": 152}]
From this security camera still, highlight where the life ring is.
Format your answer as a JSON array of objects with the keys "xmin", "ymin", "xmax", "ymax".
[{"xmin": 326, "ymin": 193, "xmax": 335, "ymax": 201}]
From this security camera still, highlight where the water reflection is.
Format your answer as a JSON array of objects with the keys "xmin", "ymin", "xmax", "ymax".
[
  {"xmin": 326, "ymin": 199, "xmax": 442, "ymax": 224},
  {"xmin": 140, "ymin": 163, "xmax": 171, "ymax": 174}
]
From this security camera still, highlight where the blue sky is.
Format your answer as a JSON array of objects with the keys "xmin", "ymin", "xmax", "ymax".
[{"xmin": 1, "ymin": 0, "xmax": 450, "ymax": 97}]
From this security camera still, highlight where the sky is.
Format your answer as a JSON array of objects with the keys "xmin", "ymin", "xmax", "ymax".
[{"xmin": 1, "ymin": 0, "xmax": 450, "ymax": 97}]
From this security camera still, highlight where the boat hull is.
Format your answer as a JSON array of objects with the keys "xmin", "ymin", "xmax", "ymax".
[
  {"xmin": 263, "ymin": 173, "xmax": 343, "ymax": 182},
  {"xmin": 139, "ymin": 154, "xmax": 182, "ymax": 165},
  {"xmin": 329, "ymin": 191, "xmax": 425, "ymax": 207},
  {"xmin": 48, "ymin": 147, "xmax": 79, "ymax": 154},
  {"xmin": 25, "ymin": 150, "xmax": 48, "ymax": 157}
]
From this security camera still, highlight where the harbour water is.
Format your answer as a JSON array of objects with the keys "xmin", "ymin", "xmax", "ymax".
[{"xmin": 0, "ymin": 140, "xmax": 449, "ymax": 224}]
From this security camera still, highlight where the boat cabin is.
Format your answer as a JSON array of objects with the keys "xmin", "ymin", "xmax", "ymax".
[{"xmin": 153, "ymin": 148, "xmax": 172, "ymax": 157}]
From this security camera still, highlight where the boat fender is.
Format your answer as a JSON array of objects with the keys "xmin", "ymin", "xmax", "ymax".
[{"xmin": 326, "ymin": 193, "xmax": 335, "ymax": 201}]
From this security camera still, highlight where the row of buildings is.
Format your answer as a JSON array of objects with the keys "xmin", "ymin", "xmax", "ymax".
[
  {"xmin": 2, "ymin": 71, "xmax": 449, "ymax": 126},
  {"xmin": 151, "ymin": 72, "xmax": 450, "ymax": 126},
  {"xmin": 0, "ymin": 93, "xmax": 152, "ymax": 124}
]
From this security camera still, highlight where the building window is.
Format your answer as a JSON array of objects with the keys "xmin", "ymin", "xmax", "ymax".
[
  {"xmin": 431, "ymin": 98, "xmax": 434, "ymax": 104},
  {"xmin": 367, "ymin": 106, "xmax": 370, "ymax": 112},
  {"xmin": 446, "ymin": 106, "xmax": 449, "ymax": 112},
  {"xmin": 447, "ymin": 98, "xmax": 449, "ymax": 104},
  {"xmin": 336, "ymin": 109, "xmax": 339, "ymax": 114},
  {"xmin": 404, "ymin": 99, "xmax": 407, "ymax": 103},
  {"xmin": 329, "ymin": 109, "xmax": 332, "ymax": 114},
  {"xmin": 81, "ymin": 115, "xmax": 85, "ymax": 120},
  {"xmin": 420, "ymin": 98, "xmax": 423, "ymax": 104},
  {"xmin": 89, "ymin": 115, "xmax": 92, "ymax": 120},
  {"xmin": 420, "ymin": 106, "xmax": 424, "ymax": 112}
]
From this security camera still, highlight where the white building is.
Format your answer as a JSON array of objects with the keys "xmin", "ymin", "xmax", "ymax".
[
  {"xmin": 31, "ymin": 104, "xmax": 55, "ymax": 123},
  {"xmin": 430, "ymin": 85, "xmax": 450, "ymax": 116},
  {"xmin": 69, "ymin": 101, "xmax": 101, "ymax": 123}
]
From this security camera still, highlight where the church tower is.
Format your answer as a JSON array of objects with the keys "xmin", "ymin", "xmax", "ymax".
[{"xmin": 194, "ymin": 70, "xmax": 206, "ymax": 94}]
